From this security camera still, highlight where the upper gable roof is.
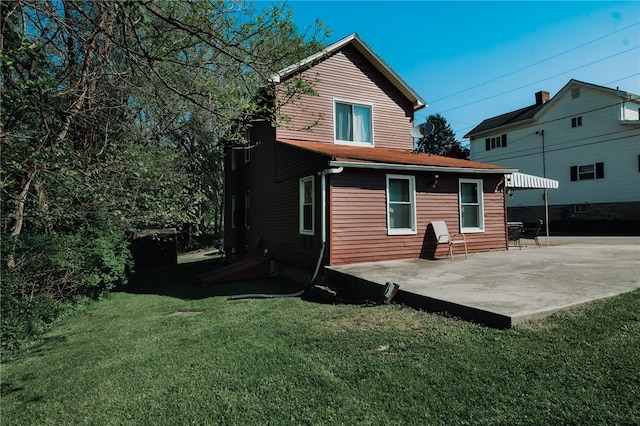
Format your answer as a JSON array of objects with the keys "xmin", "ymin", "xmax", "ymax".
[
  {"xmin": 271, "ymin": 33, "xmax": 427, "ymax": 112},
  {"xmin": 278, "ymin": 139, "xmax": 514, "ymax": 174},
  {"xmin": 464, "ymin": 79, "xmax": 640, "ymax": 138}
]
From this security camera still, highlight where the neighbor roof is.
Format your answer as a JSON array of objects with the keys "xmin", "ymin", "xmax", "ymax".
[
  {"xmin": 271, "ymin": 33, "xmax": 427, "ymax": 112},
  {"xmin": 464, "ymin": 79, "xmax": 640, "ymax": 138},
  {"xmin": 278, "ymin": 139, "xmax": 515, "ymax": 174}
]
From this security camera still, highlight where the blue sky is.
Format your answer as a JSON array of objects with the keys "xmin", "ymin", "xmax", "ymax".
[{"xmin": 258, "ymin": 1, "xmax": 639, "ymax": 143}]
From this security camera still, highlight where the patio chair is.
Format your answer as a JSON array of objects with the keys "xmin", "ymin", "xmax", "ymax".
[
  {"xmin": 521, "ymin": 220, "xmax": 543, "ymax": 247},
  {"xmin": 508, "ymin": 222, "xmax": 523, "ymax": 249},
  {"xmin": 430, "ymin": 221, "xmax": 468, "ymax": 260}
]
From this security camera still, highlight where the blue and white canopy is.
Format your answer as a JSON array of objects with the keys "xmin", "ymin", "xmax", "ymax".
[
  {"xmin": 504, "ymin": 172, "xmax": 559, "ymax": 247},
  {"xmin": 505, "ymin": 172, "xmax": 559, "ymax": 190}
]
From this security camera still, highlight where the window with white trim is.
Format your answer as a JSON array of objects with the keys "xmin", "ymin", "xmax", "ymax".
[
  {"xmin": 386, "ymin": 174, "xmax": 416, "ymax": 235},
  {"xmin": 334, "ymin": 100, "xmax": 372, "ymax": 145},
  {"xmin": 485, "ymin": 134, "xmax": 507, "ymax": 151},
  {"xmin": 299, "ymin": 176, "xmax": 314, "ymax": 235},
  {"xmin": 459, "ymin": 179, "xmax": 484, "ymax": 233},
  {"xmin": 570, "ymin": 162, "xmax": 604, "ymax": 181}
]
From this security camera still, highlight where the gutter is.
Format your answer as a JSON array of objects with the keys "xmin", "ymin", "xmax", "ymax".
[
  {"xmin": 227, "ymin": 168, "xmax": 342, "ymax": 301},
  {"xmin": 329, "ymin": 160, "xmax": 516, "ymax": 175}
]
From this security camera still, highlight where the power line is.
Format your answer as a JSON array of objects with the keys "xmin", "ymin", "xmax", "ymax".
[
  {"xmin": 451, "ymin": 73, "xmax": 640, "ymax": 137},
  {"xmin": 474, "ymin": 132, "xmax": 638, "ymax": 164},
  {"xmin": 429, "ymin": 21, "xmax": 640, "ymax": 105},
  {"xmin": 438, "ymin": 45, "xmax": 639, "ymax": 116}
]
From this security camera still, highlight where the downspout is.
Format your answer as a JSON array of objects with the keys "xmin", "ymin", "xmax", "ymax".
[
  {"xmin": 227, "ymin": 166, "xmax": 343, "ymax": 301},
  {"xmin": 310, "ymin": 167, "xmax": 344, "ymax": 281}
]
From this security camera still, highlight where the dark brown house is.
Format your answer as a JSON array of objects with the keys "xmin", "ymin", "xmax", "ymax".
[{"xmin": 224, "ymin": 34, "xmax": 514, "ymax": 281}]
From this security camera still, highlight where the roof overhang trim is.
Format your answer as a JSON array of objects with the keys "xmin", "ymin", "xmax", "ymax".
[
  {"xmin": 271, "ymin": 33, "xmax": 427, "ymax": 111},
  {"xmin": 329, "ymin": 160, "xmax": 516, "ymax": 175}
]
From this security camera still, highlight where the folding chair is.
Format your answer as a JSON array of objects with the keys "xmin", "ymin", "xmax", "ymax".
[{"xmin": 430, "ymin": 221, "xmax": 468, "ymax": 260}]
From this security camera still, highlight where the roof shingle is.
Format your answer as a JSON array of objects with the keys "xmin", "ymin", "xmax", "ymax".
[{"xmin": 278, "ymin": 139, "xmax": 512, "ymax": 171}]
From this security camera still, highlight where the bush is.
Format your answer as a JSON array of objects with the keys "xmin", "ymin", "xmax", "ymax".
[{"xmin": 1, "ymin": 230, "xmax": 131, "ymax": 350}]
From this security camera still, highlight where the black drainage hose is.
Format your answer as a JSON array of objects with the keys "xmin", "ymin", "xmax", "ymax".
[{"xmin": 227, "ymin": 242, "xmax": 325, "ymax": 301}]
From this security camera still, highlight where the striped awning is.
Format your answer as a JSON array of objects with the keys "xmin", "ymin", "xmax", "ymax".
[{"xmin": 505, "ymin": 172, "xmax": 559, "ymax": 189}]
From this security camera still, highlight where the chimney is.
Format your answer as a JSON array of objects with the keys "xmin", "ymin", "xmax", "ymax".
[{"xmin": 535, "ymin": 91, "xmax": 550, "ymax": 105}]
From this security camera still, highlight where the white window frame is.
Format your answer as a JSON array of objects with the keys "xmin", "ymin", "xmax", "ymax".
[
  {"xmin": 459, "ymin": 178, "xmax": 484, "ymax": 233},
  {"xmin": 299, "ymin": 176, "xmax": 315, "ymax": 235},
  {"xmin": 386, "ymin": 174, "xmax": 417, "ymax": 235},
  {"xmin": 333, "ymin": 99, "xmax": 374, "ymax": 146},
  {"xmin": 578, "ymin": 164, "xmax": 595, "ymax": 180}
]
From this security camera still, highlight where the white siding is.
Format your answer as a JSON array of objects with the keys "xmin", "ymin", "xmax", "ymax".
[{"xmin": 469, "ymin": 83, "xmax": 640, "ymax": 209}]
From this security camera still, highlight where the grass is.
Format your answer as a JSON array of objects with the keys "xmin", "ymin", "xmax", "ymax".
[{"xmin": 2, "ymin": 256, "xmax": 639, "ymax": 425}]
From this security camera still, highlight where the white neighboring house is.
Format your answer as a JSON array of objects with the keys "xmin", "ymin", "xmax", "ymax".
[{"xmin": 465, "ymin": 79, "xmax": 640, "ymax": 225}]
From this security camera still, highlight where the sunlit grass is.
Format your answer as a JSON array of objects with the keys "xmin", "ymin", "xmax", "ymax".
[{"xmin": 2, "ymin": 258, "xmax": 639, "ymax": 425}]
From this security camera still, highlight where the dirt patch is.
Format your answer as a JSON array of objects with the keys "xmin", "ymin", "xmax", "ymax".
[
  {"xmin": 168, "ymin": 311, "xmax": 203, "ymax": 317},
  {"xmin": 177, "ymin": 249, "xmax": 221, "ymax": 263}
]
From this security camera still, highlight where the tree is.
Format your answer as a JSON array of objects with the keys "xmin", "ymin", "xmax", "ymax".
[
  {"xmin": 415, "ymin": 113, "xmax": 469, "ymax": 159},
  {"xmin": 0, "ymin": 0, "xmax": 328, "ymax": 347}
]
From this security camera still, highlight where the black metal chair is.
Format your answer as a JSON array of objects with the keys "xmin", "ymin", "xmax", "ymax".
[
  {"xmin": 507, "ymin": 222, "xmax": 523, "ymax": 249},
  {"xmin": 521, "ymin": 220, "xmax": 543, "ymax": 247}
]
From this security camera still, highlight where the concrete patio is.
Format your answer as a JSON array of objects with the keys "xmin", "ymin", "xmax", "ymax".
[{"xmin": 325, "ymin": 236, "xmax": 640, "ymax": 328}]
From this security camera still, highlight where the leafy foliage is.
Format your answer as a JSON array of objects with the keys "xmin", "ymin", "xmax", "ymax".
[
  {"xmin": 0, "ymin": 0, "xmax": 328, "ymax": 348},
  {"xmin": 415, "ymin": 113, "xmax": 470, "ymax": 159}
]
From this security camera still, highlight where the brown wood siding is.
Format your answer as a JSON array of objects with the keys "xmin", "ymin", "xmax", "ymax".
[
  {"xmin": 276, "ymin": 45, "xmax": 415, "ymax": 150},
  {"xmin": 328, "ymin": 170, "xmax": 507, "ymax": 266},
  {"xmin": 225, "ymin": 119, "xmax": 332, "ymax": 270}
]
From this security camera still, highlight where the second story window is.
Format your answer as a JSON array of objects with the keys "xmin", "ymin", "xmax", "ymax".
[
  {"xmin": 570, "ymin": 162, "xmax": 604, "ymax": 181},
  {"xmin": 335, "ymin": 101, "xmax": 372, "ymax": 145},
  {"xmin": 571, "ymin": 116, "xmax": 582, "ymax": 128},
  {"xmin": 485, "ymin": 134, "xmax": 507, "ymax": 151}
]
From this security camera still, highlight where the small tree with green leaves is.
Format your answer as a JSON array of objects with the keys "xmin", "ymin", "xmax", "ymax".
[{"xmin": 415, "ymin": 113, "xmax": 469, "ymax": 159}]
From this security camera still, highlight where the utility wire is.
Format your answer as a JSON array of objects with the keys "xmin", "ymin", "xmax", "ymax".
[
  {"xmin": 439, "ymin": 45, "xmax": 639, "ymax": 116},
  {"xmin": 429, "ymin": 21, "xmax": 640, "ymax": 104},
  {"xmin": 453, "ymin": 72, "xmax": 640, "ymax": 138},
  {"xmin": 473, "ymin": 132, "xmax": 638, "ymax": 163}
]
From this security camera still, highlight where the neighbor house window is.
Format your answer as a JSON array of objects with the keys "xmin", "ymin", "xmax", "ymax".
[
  {"xmin": 459, "ymin": 179, "xmax": 484, "ymax": 233},
  {"xmin": 571, "ymin": 87, "xmax": 580, "ymax": 99},
  {"xmin": 244, "ymin": 191, "xmax": 251, "ymax": 229},
  {"xmin": 574, "ymin": 204, "xmax": 590, "ymax": 214},
  {"xmin": 571, "ymin": 116, "xmax": 582, "ymax": 128},
  {"xmin": 485, "ymin": 134, "xmax": 507, "ymax": 151},
  {"xmin": 335, "ymin": 101, "xmax": 372, "ymax": 145},
  {"xmin": 299, "ymin": 176, "xmax": 314, "ymax": 235},
  {"xmin": 570, "ymin": 162, "xmax": 604, "ymax": 181},
  {"xmin": 231, "ymin": 195, "xmax": 237, "ymax": 228},
  {"xmin": 386, "ymin": 174, "xmax": 416, "ymax": 235}
]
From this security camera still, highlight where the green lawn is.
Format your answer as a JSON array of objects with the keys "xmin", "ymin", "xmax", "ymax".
[{"xmin": 2, "ymin": 257, "xmax": 639, "ymax": 425}]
